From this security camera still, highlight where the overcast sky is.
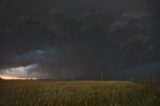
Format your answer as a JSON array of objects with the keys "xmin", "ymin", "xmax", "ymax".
[{"xmin": 0, "ymin": 0, "xmax": 160, "ymax": 80}]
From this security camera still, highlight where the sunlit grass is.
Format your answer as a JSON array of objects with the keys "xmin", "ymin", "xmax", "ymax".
[{"xmin": 0, "ymin": 81, "xmax": 159, "ymax": 106}]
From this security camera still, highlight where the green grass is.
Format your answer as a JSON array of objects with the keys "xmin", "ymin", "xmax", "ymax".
[{"xmin": 0, "ymin": 81, "xmax": 159, "ymax": 106}]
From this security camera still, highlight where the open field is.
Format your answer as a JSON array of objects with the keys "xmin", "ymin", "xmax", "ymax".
[{"xmin": 0, "ymin": 81, "xmax": 160, "ymax": 106}]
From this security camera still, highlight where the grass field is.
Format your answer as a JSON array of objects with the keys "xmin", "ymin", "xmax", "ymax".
[{"xmin": 0, "ymin": 80, "xmax": 160, "ymax": 106}]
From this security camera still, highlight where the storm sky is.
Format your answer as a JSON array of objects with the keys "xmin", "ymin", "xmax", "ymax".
[{"xmin": 0, "ymin": 0, "xmax": 160, "ymax": 80}]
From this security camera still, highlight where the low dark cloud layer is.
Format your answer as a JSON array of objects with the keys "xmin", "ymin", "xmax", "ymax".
[{"xmin": 0, "ymin": 0, "xmax": 160, "ymax": 80}]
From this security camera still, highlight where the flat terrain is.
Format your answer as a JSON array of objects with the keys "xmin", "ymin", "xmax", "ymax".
[{"xmin": 0, "ymin": 81, "xmax": 159, "ymax": 106}]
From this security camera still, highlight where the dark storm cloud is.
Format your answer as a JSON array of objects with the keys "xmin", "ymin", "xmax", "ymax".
[{"xmin": 0, "ymin": 0, "xmax": 160, "ymax": 79}]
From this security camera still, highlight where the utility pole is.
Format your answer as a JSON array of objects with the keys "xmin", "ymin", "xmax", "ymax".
[{"xmin": 101, "ymin": 72, "xmax": 103, "ymax": 81}]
